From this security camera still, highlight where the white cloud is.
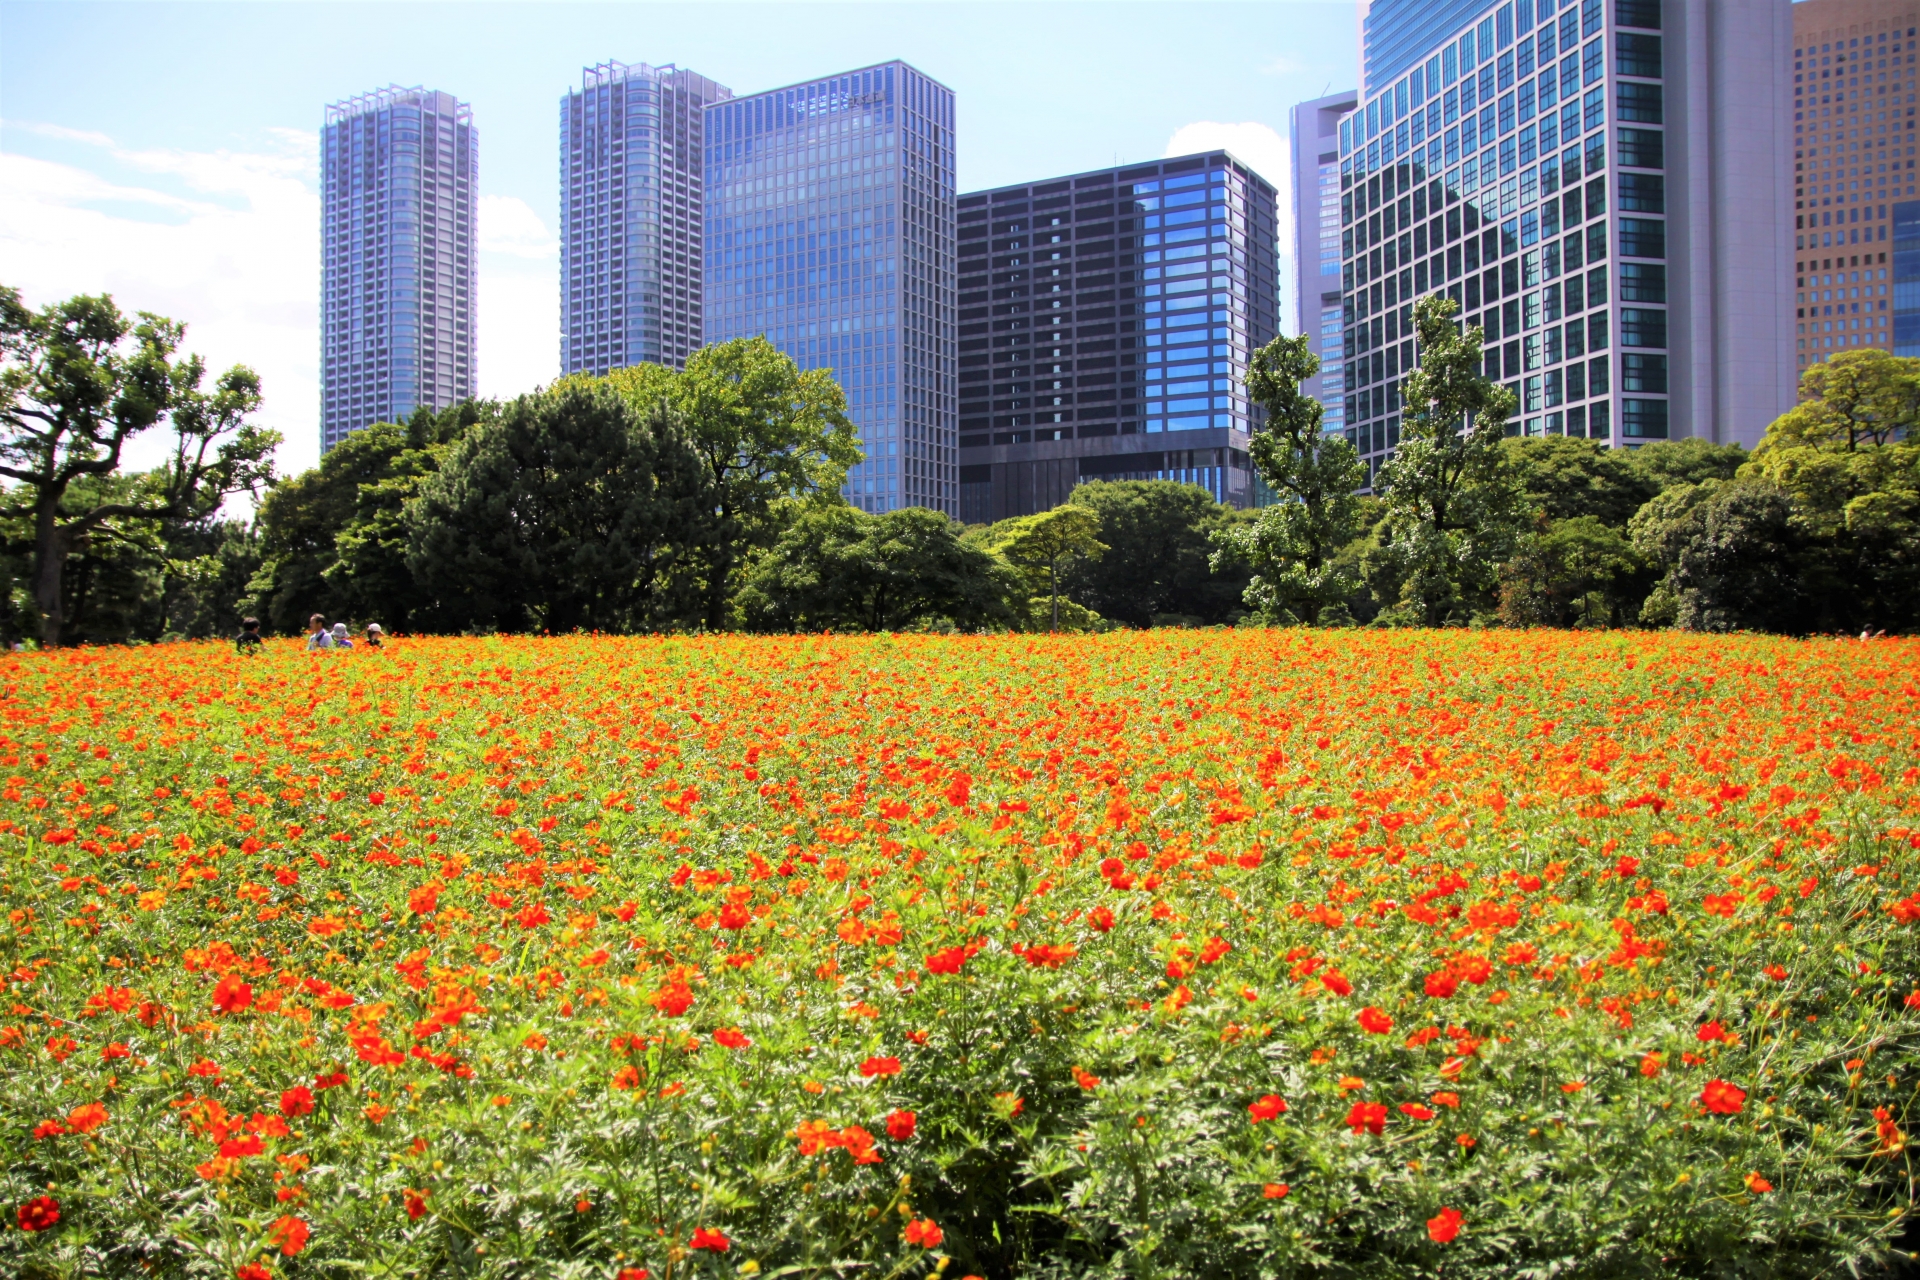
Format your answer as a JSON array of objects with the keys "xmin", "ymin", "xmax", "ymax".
[
  {"xmin": 1164, "ymin": 120, "xmax": 1295, "ymax": 251},
  {"xmin": 479, "ymin": 194, "xmax": 557, "ymax": 259},
  {"xmin": 0, "ymin": 126, "xmax": 565, "ymax": 484},
  {"xmin": 0, "ymin": 128, "xmax": 322, "ymax": 478}
]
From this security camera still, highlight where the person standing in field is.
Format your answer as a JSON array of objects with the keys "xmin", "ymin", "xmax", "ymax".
[
  {"xmin": 306, "ymin": 615, "xmax": 333, "ymax": 651},
  {"xmin": 235, "ymin": 617, "xmax": 263, "ymax": 656},
  {"xmin": 363, "ymin": 622, "xmax": 386, "ymax": 651},
  {"xmin": 330, "ymin": 622, "xmax": 353, "ymax": 650}
]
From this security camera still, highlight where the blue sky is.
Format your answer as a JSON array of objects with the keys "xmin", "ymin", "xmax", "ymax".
[{"xmin": 0, "ymin": 1, "xmax": 1357, "ymax": 474}]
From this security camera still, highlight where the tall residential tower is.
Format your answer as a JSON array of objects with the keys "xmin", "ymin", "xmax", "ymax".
[
  {"xmin": 1788, "ymin": 0, "xmax": 1917, "ymax": 369},
  {"xmin": 704, "ymin": 62, "xmax": 958, "ymax": 514},
  {"xmin": 562, "ymin": 62, "xmax": 731, "ymax": 377},
  {"xmin": 1339, "ymin": 0, "xmax": 1793, "ymax": 474},
  {"xmin": 1291, "ymin": 92, "xmax": 1360, "ymax": 432},
  {"xmin": 955, "ymin": 154, "xmax": 1281, "ymax": 521},
  {"xmin": 320, "ymin": 86, "xmax": 476, "ymax": 451}
]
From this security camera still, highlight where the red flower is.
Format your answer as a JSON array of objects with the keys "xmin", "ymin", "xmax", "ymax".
[
  {"xmin": 712, "ymin": 1028, "xmax": 751, "ymax": 1050},
  {"xmin": 407, "ymin": 884, "xmax": 440, "ymax": 915},
  {"xmin": 1399, "ymin": 1103, "xmax": 1436, "ymax": 1120},
  {"xmin": 925, "ymin": 945, "xmax": 970, "ymax": 975},
  {"xmin": 1427, "ymin": 1206, "xmax": 1463, "ymax": 1243},
  {"xmin": 1087, "ymin": 906, "xmax": 1115, "ymax": 932},
  {"xmin": 1072, "ymin": 1065, "xmax": 1101, "ymax": 1091},
  {"xmin": 1745, "ymin": 1172, "xmax": 1774, "ymax": 1194},
  {"xmin": 717, "ymin": 903, "xmax": 751, "ymax": 931},
  {"xmin": 904, "ymin": 1218, "xmax": 943, "ymax": 1248},
  {"xmin": 1700, "ymin": 1079, "xmax": 1747, "ymax": 1115},
  {"xmin": 1431, "ymin": 1092, "xmax": 1460, "ymax": 1108},
  {"xmin": 279, "ymin": 1086, "xmax": 315, "ymax": 1118},
  {"xmin": 1345, "ymin": 1101, "xmax": 1388, "ymax": 1135},
  {"xmin": 859, "ymin": 1055, "xmax": 902, "ymax": 1078},
  {"xmin": 886, "ymin": 1109, "xmax": 917, "ymax": 1141},
  {"xmin": 1423, "ymin": 971, "xmax": 1458, "ymax": 999},
  {"xmin": 652, "ymin": 982, "xmax": 693, "ymax": 1017},
  {"xmin": 212, "ymin": 975, "xmax": 254, "ymax": 1014},
  {"xmin": 267, "ymin": 1214, "xmax": 311, "ymax": 1256},
  {"xmin": 1357, "ymin": 1006, "xmax": 1393, "ymax": 1035},
  {"xmin": 236, "ymin": 1264, "xmax": 273, "ymax": 1280},
  {"xmin": 66, "ymin": 1102, "xmax": 108, "ymax": 1134},
  {"xmin": 516, "ymin": 903, "xmax": 551, "ymax": 929},
  {"xmin": 688, "ymin": 1226, "xmax": 730, "ymax": 1252},
  {"xmin": 403, "ymin": 1188, "xmax": 430, "ymax": 1220},
  {"xmin": 1322, "ymin": 970, "xmax": 1352, "ymax": 996},
  {"xmin": 1640, "ymin": 1052, "xmax": 1664, "ymax": 1078},
  {"xmin": 17, "ymin": 1195, "xmax": 59, "ymax": 1232},
  {"xmin": 1696, "ymin": 1020, "xmax": 1734, "ymax": 1044},
  {"xmin": 1262, "ymin": 1182, "xmax": 1289, "ymax": 1199},
  {"xmin": 1248, "ymin": 1094, "xmax": 1288, "ymax": 1123}
]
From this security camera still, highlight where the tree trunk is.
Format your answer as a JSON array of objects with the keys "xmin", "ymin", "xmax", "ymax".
[{"xmin": 31, "ymin": 492, "xmax": 68, "ymax": 649}]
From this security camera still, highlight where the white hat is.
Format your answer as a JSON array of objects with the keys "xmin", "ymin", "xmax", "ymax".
[
  {"xmin": 331, "ymin": 623, "xmax": 349, "ymax": 637},
  {"xmin": 365, "ymin": 622, "xmax": 383, "ymax": 633}
]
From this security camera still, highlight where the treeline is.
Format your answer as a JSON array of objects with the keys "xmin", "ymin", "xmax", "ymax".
[{"xmin": 5, "ymin": 287, "xmax": 1917, "ymax": 644}]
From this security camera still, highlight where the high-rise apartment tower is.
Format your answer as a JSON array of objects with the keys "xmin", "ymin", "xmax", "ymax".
[
  {"xmin": 320, "ymin": 86, "xmax": 476, "ymax": 452},
  {"xmin": 956, "ymin": 154, "xmax": 1281, "ymax": 522},
  {"xmin": 1291, "ymin": 92, "xmax": 1360, "ymax": 432},
  {"xmin": 1789, "ymin": 0, "xmax": 1918, "ymax": 369},
  {"xmin": 562, "ymin": 62, "xmax": 732, "ymax": 377},
  {"xmin": 1339, "ymin": 0, "xmax": 1793, "ymax": 474},
  {"xmin": 704, "ymin": 62, "xmax": 957, "ymax": 514}
]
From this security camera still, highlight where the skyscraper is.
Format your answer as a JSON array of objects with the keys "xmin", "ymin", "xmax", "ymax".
[
  {"xmin": 562, "ymin": 62, "xmax": 731, "ymax": 378},
  {"xmin": 1340, "ymin": 0, "xmax": 1793, "ymax": 474},
  {"xmin": 704, "ymin": 62, "xmax": 957, "ymax": 515},
  {"xmin": 1291, "ymin": 92, "xmax": 1360, "ymax": 433},
  {"xmin": 320, "ymin": 86, "xmax": 476, "ymax": 452},
  {"xmin": 1787, "ymin": 0, "xmax": 1917, "ymax": 369},
  {"xmin": 956, "ymin": 153, "xmax": 1281, "ymax": 522}
]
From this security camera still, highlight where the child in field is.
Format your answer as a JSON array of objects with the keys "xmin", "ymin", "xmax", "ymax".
[{"xmin": 235, "ymin": 617, "xmax": 263, "ymax": 655}]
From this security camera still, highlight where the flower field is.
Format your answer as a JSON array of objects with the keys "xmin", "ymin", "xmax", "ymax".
[{"xmin": 3, "ymin": 631, "xmax": 1920, "ymax": 1279}]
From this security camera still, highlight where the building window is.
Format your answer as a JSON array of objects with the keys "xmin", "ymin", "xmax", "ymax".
[
  {"xmin": 1618, "ymin": 127, "xmax": 1665, "ymax": 170},
  {"xmin": 1618, "ymin": 172, "xmax": 1665, "ymax": 213},
  {"xmin": 1622, "ymin": 397, "xmax": 1669, "ymax": 437},
  {"xmin": 1618, "ymin": 81, "xmax": 1664, "ymax": 124},
  {"xmin": 1619, "ymin": 218, "xmax": 1666, "ymax": 259},
  {"xmin": 1621, "ymin": 307, "xmax": 1667, "ymax": 348},
  {"xmin": 1617, "ymin": 33, "xmax": 1663, "ymax": 79},
  {"xmin": 1619, "ymin": 261, "xmax": 1666, "ymax": 302},
  {"xmin": 1621, "ymin": 352, "xmax": 1668, "ymax": 392}
]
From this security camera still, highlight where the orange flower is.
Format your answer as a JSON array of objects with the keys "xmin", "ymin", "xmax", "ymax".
[
  {"xmin": 1357, "ymin": 1006, "xmax": 1393, "ymax": 1035},
  {"xmin": 1248, "ymin": 1094, "xmax": 1288, "ymax": 1123},
  {"xmin": 712, "ymin": 1027, "xmax": 751, "ymax": 1050},
  {"xmin": 1345, "ymin": 1102, "xmax": 1387, "ymax": 1135},
  {"xmin": 1745, "ymin": 1172, "xmax": 1774, "ymax": 1194},
  {"xmin": 1427, "ymin": 1206, "xmax": 1463, "ymax": 1243},
  {"xmin": 212, "ymin": 975, "xmax": 254, "ymax": 1014},
  {"xmin": 1072, "ymin": 1065, "xmax": 1101, "ymax": 1091},
  {"xmin": 904, "ymin": 1217, "xmax": 943, "ymax": 1248},
  {"xmin": 66, "ymin": 1102, "xmax": 108, "ymax": 1134},
  {"xmin": 266, "ymin": 1214, "xmax": 311, "ymax": 1256},
  {"xmin": 279, "ymin": 1087, "xmax": 315, "ymax": 1118},
  {"xmin": 859, "ymin": 1055, "xmax": 902, "ymax": 1078},
  {"xmin": 1700, "ymin": 1079, "xmax": 1747, "ymax": 1115},
  {"xmin": 1262, "ymin": 1182, "xmax": 1290, "ymax": 1199}
]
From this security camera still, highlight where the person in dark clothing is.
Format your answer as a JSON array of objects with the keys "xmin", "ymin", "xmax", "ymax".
[{"xmin": 235, "ymin": 617, "xmax": 263, "ymax": 655}]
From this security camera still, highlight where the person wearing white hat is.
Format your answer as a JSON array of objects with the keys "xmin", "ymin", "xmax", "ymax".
[
  {"xmin": 364, "ymin": 622, "xmax": 385, "ymax": 651},
  {"xmin": 330, "ymin": 622, "xmax": 354, "ymax": 650}
]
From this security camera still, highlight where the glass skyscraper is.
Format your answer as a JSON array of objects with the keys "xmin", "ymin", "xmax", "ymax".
[
  {"xmin": 704, "ymin": 62, "xmax": 957, "ymax": 515},
  {"xmin": 956, "ymin": 153, "xmax": 1281, "ymax": 522},
  {"xmin": 1339, "ymin": 0, "xmax": 1793, "ymax": 472},
  {"xmin": 562, "ymin": 62, "xmax": 731, "ymax": 377},
  {"xmin": 1291, "ymin": 92, "xmax": 1360, "ymax": 434},
  {"xmin": 320, "ymin": 86, "xmax": 476, "ymax": 452}
]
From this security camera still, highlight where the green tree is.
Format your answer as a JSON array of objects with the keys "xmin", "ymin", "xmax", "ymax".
[
  {"xmin": 1737, "ymin": 351, "xmax": 1920, "ymax": 631},
  {"xmin": 734, "ymin": 503, "xmax": 1019, "ymax": 633},
  {"xmin": 252, "ymin": 404, "xmax": 476, "ymax": 634},
  {"xmin": 1500, "ymin": 435, "xmax": 1654, "ymax": 527},
  {"xmin": 611, "ymin": 338, "xmax": 861, "ymax": 630},
  {"xmin": 0, "ymin": 287, "xmax": 277, "ymax": 645},
  {"xmin": 1209, "ymin": 333, "xmax": 1366, "ymax": 625},
  {"xmin": 1626, "ymin": 437, "xmax": 1747, "ymax": 493},
  {"xmin": 1062, "ymin": 480, "xmax": 1248, "ymax": 626},
  {"xmin": 405, "ymin": 381, "xmax": 711, "ymax": 634},
  {"xmin": 1497, "ymin": 515, "xmax": 1648, "ymax": 628},
  {"xmin": 991, "ymin": 505, "xmax": 1108, "ymax": 631},
  {"xmin": 1365, "ymin": 294, "xmax": 1522, "ymax": 626},
  {"xmin": 1629, "ymin": 480, "xmax": 1810, "ymax": 632}
]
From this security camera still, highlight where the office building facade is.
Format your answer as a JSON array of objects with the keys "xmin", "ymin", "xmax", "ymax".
[
  {"xmin": 1292, "ymin": 92, "xmax": 1360, "ymax": 431},
  {"xmin": 320, "ymin": 86, "xmax": 476, "ymax": 452},
  {"xmin": 562, "ymin": 62, "xmax": 731, "ymax": 378},
  {"xmin": 956, "ymin": 154, "xmax": 1281, "ymax": 523},
  {"xmin": 1340, "ymin": 0, "xmax": 1793, "ymax": 472},
  {"xmin": 1790, "ymin": 0, "xmax": 1918, "ymax": 368},
  {"xmin": 705, "ymin": 62, "xmax": 957, "ymax": 514}
]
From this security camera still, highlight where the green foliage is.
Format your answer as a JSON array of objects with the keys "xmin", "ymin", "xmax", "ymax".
[
  {"xmin": 1497, "ymin": 515, "xmax": 1648, "ymax": 628},
  {"xmin": 405, "ymin": 382, "xmax": 711, "ymax": 635},
  {"xmin": 1626, "ymin": 437, "xmax": 1748, "ymax": 493},
  {"xmin": 0, "ymin": 286, "xmax": 278, "ymax": 645},
  {"xmin": 1212, "ymin": 334, "xmax": 1366, "ymax": 625},
  {"xmin": 252, "ymin": 404, "xmax": 475, "ymax": 635},
  {"xmin": 987, "ymin": 505, "xmax": 1108, "ymax": 632},
  {"xmin": 1501, "ymin": 435, "xmax": 1654, "ymax": 527},
  {"xmin": 1062, "ymin": 481, "xmax": 1249, "ymax": 627},
  {"xmin": 1367, "ymin": 295, "xmax": 1523, "ymax": 626},
  {"xmin": 611, "ymin": 337, "xmax": 862, "ymax": 630},
  {"xmin": 1762, "ymin": 348, "xmax": 1920, "ymax": 451},
  {"xmin": 734, "ymin": 503, "xmax": 1020, "ymax": 633},
  {"xmin": 1629, "ymin": 481, "xmax": 1809, "ymax": 633}
]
